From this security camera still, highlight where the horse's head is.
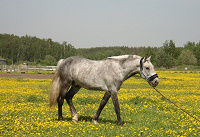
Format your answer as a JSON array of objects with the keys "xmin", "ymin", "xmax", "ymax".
[{"xmin": 140, "ymin": 56, "xmax": 159, "ymax": 87}]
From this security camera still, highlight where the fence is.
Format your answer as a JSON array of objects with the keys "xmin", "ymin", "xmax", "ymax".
[{"xmin": 0, "ymin": 65, "xmax": 56, "ymax": 72}]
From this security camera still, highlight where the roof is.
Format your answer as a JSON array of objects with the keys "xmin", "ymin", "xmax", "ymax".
[{"xmin": 0, "ymin": 58, "xmax": 6, "ymax": 61}]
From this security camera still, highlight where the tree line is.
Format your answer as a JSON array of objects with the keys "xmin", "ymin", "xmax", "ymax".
[
  {"xmin": 0, "ymin": 34, "xmax": 200, "ymax": 69},
  {"xmin": 0, "ymin": 34, "xmax": 76, "ymax": 65}
]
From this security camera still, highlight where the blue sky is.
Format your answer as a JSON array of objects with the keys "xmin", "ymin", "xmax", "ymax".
[{"xmin": 1, "ymin": 0, "xmax": 200, "ymax": 48}]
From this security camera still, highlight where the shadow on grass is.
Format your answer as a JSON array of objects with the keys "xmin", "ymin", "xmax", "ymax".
[{"xmin": 56, "ymin": 115, "xmax": 133, "ymax": 125}]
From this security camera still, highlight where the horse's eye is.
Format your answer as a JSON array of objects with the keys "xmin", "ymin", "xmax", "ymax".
[{"xmin": 145, "ymin": 67, "xmax": 150, "ymax": 70}]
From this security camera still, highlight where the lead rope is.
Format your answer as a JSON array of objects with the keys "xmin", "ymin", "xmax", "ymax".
[
  {"xmin": 152, "ymin": 86, "xmax": 200, "ymax": 123},
  {"xmin": 140, "ymin": 57, "xmax": 200, "ymax": 122}
]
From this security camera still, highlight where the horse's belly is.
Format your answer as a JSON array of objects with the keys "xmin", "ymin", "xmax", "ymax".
[{"xmin": 74, "ymin": 79, "xmax": 108, "ymax": 91}]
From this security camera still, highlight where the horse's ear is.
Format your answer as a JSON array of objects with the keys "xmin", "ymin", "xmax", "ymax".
[
  {"xmin": 144, "ymin": 55, "xmax": 148, "ymax": 62},
  {"xmin": 147, "ymin": 56, "xmax": 152, "ymax": 61}
]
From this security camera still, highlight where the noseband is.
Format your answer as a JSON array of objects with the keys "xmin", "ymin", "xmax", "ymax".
[{"xmin": 140, "ymin": 57, "xmax": 158, "ymax": 82}]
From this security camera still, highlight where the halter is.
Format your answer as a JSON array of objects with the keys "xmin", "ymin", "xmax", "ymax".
[{"xmin": 140, "ymin": 57, "xmax": 158, "ymax": 82}]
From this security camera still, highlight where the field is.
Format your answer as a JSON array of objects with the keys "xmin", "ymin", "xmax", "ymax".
[{"xmin": 0, "ymin": 71, "xmax": 200, "ymax": 136}]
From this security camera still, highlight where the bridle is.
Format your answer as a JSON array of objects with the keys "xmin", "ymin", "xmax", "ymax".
[{"xmin": 140, "ymin": 57, "xmax": 158, "ymax": 83}]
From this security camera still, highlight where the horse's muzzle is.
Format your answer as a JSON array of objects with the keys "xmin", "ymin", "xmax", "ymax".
[
  {"xmin": 149, "ymin": 77, "xmax": 159, "ymax": 87},
  {"xmin": 147, "ymin": 74, "xmax": 159, "ymax": 87}
]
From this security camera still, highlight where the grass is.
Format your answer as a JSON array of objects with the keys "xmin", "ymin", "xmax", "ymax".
[{"xmin": 0, "ymin": 71, "xmax": 200, "ymax": 136}]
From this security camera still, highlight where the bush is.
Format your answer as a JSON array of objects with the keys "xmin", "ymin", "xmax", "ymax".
[
  {"xmin": 178, "ymin": 49, "xmax": 197, "ymax": 65},
  {"xmin": 43, "ymin": 55, "xmax": 56, "ymax": 66}
]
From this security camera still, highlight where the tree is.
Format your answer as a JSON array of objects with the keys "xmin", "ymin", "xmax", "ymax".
[
  {"xmin": 154, "ymin": 47, "xmax": 176, "ymax": 68},
  {"xmin": 139, "ymin": 46, "xmax": 157, "ymax": 64},
  {"xmin": 178, "ymin": 49, "xmax": 197, "ymax": 65},
  {"xmin": 154, "ymin": 40, "xmax": 179, "ymax": 68},
  {"xmin": 43, "ymin": 55, "xmax": 56, "ymax": 66},
  {"xmin": 163, "ymin": 40, "xmax": 180, "ymax": 59},
  {"xmin": 0, "ymin": 34, "xmax": 77, "ymax": 64},
  {"xmin": 195, "ymin": 42, "xmax": 200, "ymax": 65},
  {"xmin": 184, "ymin": 41, "xmax": 196, "ymax": 52},
  {"xmin": 184, "ymin": 41, "xmax": 200, "ymax": 65}
]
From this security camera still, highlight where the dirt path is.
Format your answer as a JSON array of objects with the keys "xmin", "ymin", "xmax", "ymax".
[{"xmin": 0, "ymin": 73, "xmax": 54, "ymax": 79}]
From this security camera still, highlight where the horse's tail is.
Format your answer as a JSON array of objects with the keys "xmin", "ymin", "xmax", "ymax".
[{"xmin": 50, "ymin": 59, "xmax": 64, "ymax": 107}]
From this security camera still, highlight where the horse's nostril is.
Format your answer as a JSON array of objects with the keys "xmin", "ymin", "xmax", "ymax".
[{"xmin": 152, "ymin": 79, "xmax": 159, "ymax": 87}]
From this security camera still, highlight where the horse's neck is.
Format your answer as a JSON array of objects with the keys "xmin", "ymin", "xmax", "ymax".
[{"xmin": 122, "ymin": 58, "xmax": 140, "ymax": 79}]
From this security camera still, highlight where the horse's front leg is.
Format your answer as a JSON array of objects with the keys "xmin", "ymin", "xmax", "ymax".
[
  {"xmin": 110, "ymin": 91, "xmax": 123, "ymax": 125},
  {"xmin": 93, "ymin": 92, "xmax": 111, "ymax": 124}
]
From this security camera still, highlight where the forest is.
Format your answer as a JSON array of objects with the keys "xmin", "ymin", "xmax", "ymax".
[{"xmin": 0, "ymin": 33, "xmax": 200, "ymax": 69}]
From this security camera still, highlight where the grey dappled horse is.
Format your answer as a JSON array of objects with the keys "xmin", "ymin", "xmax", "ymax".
[{"xmin": 50, "ymin": 55, "xmax": 159, "ymax": 125}]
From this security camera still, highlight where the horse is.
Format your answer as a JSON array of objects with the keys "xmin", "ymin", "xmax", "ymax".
[{"xmin": 50, "ymin": 55, "xmax": 159, "ymax": 125}]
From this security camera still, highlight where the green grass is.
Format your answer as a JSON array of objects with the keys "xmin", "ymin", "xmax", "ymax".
[{"xmin": 0, "ymin": 71, "xmax": 199, "ymax": 136}]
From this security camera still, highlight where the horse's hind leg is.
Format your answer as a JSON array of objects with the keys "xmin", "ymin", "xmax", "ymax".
[
  {"xmin": 65, "ymin": 82, "xmax": 81, "ymax": 122},
  {"xmin": 57, "ymin": 96, "xmax": 64, "ymax": 120},
  {"xmin": 57, "ymin": 82, "xmax": 70, "ymax": 120}
]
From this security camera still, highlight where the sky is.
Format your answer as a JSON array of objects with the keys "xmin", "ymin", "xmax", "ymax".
[{"xmin": 1, "ymin": 0, "xmax": 200, "ymax": 48}]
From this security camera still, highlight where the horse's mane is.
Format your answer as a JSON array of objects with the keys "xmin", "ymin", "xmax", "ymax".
[{"xmin": 106, "ymin": 55, "xmax": 140, "ymax": 60}]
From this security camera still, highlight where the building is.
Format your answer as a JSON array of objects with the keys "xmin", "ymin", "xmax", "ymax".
[{"xmin": 0, "ymin": 58, "xmax": 7, "ymax": 65}]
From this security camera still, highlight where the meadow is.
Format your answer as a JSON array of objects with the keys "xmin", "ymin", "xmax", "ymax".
[{"xmin": 0, "ymin": 71, "xmax": 199, "ymax": 136}]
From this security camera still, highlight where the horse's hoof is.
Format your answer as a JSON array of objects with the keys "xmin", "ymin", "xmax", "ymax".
[
  {"xmin": 72, "ymin": 114, "xmax": 78, "ymax": 123},
  {"xmin": 72, "ymin": 119, "xmax": 78, "ymax": 123},
  {"xmin": 92, "ymin": 119, "xmax": 98, "ymax": 124},
  {"xmin": 118, "ymin": 122, "xmax": 123, "ymax": 126},
  {"xmin": 58, "ymin": 117, "xmax": 63, "ymax": 121}
]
